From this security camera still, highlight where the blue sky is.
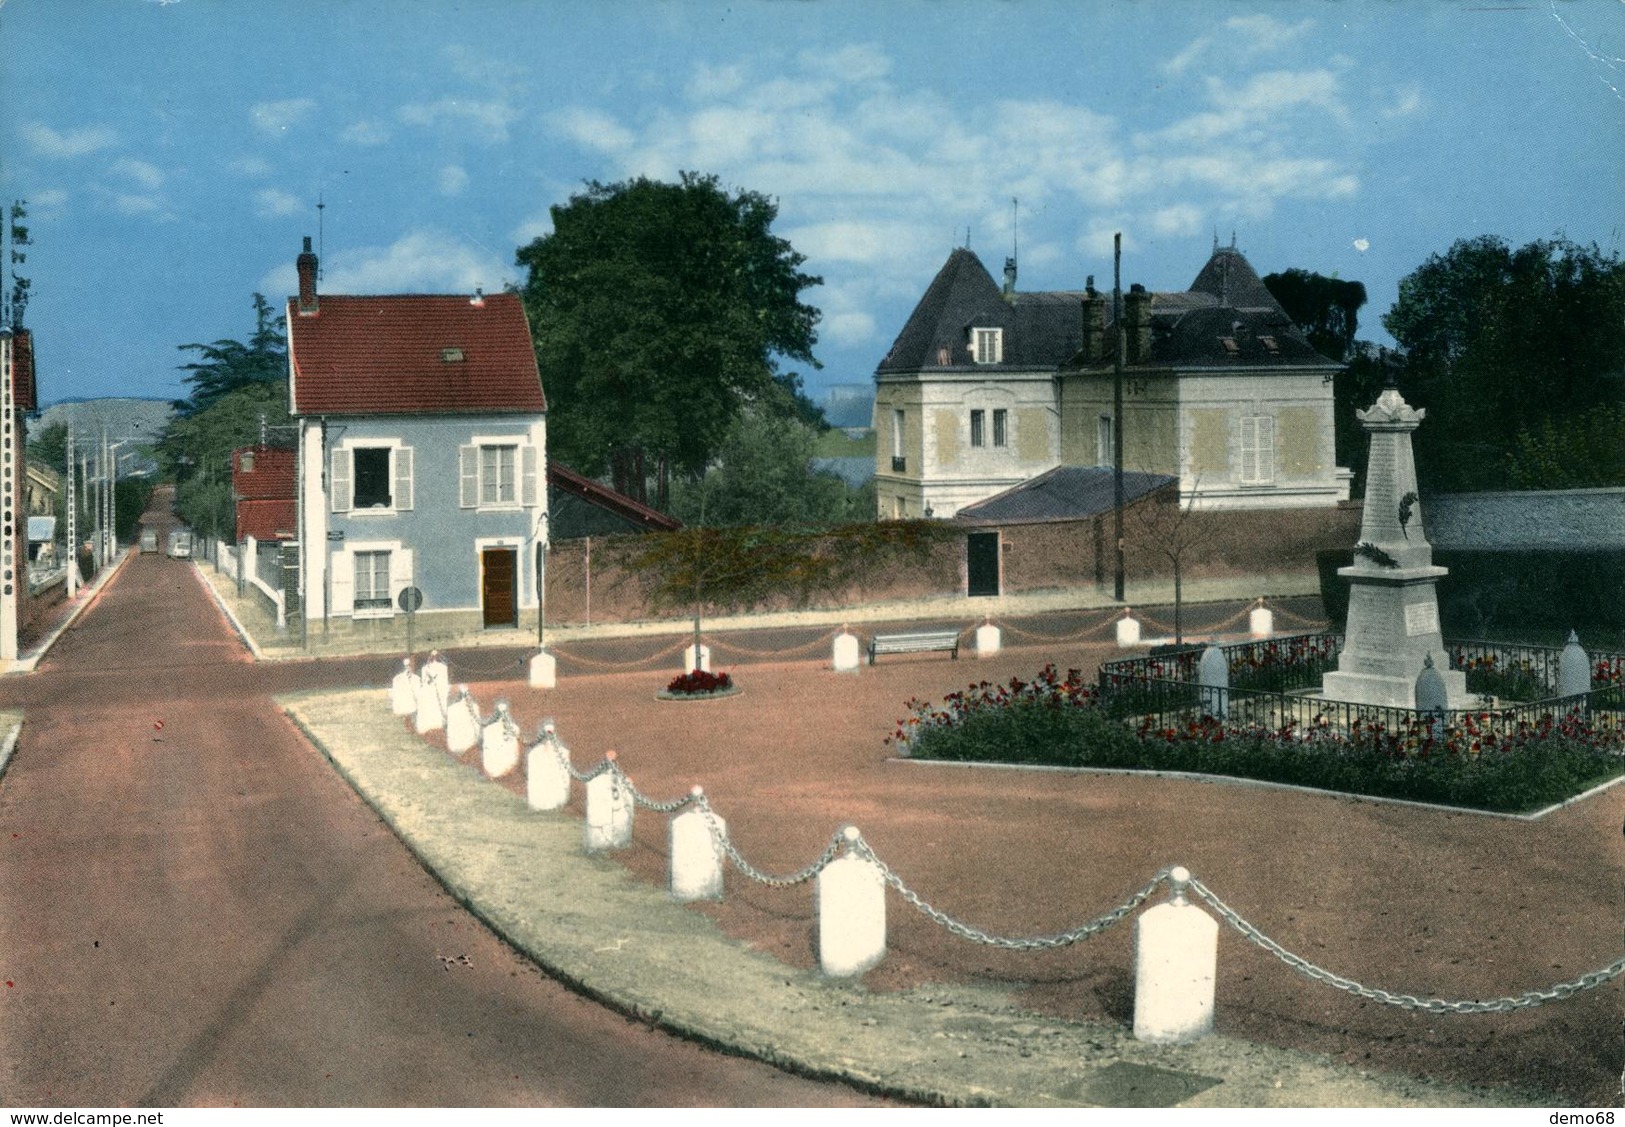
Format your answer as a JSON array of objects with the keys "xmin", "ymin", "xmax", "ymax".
[{"xmin": 3, "ymin": 0, "xmax": 1622, "ymax": 407}]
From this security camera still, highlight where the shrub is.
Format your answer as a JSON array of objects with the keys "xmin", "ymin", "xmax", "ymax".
[{"xmin": 666, "ymin": 669, "xmax": 733, "ymax": 695}]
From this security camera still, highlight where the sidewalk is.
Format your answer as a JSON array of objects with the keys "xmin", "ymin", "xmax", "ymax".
[
  {"xmin": 199, "ymin": 557, "xmax": 1325, "ymax": 661},
  {"xmin": 282, "ymin": 689, "xmax": 1553, "ymax": 1109},
  {"xmin": 2, "ymin": 550, "xmax": 132, "ymax": 675}
]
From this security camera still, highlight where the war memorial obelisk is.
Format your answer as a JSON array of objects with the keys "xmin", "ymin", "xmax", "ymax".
[{"xmin": 1320, "ymin": 384, "xmax": 1468, "ymax": 709}]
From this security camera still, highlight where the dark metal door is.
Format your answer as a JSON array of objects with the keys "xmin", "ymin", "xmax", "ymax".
[
  {"xmin": 482, "ymin": 547, "xmax": 517, "ymax": 627},
  {"xmin": 966, "ymin": 532, "xmax": 1000, "ymax": 597}
]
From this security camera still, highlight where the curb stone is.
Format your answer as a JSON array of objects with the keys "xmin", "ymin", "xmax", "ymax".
[{"xmin": 281, "ymin": 688, "xmax": 1545, "ymax": 1108}]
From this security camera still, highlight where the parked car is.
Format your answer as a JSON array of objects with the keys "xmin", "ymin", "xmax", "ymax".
[
  {"xmin": 140, "ymin": 530, "xmax": 158, "ymax": 554},
  {"xmin": 167, "ymin": 529, "xmax": 193, "ymax": 559}
]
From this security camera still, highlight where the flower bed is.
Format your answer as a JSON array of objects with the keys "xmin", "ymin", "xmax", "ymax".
[
  {"xmin": 892, "ymin": 665, "xmax": 1625, "ymax": 814},
  {"xmin": 658, "ymin": 669, "xmax": 739, "ymax": 701}
]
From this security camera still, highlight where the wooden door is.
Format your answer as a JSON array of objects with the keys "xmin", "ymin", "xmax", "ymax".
[
  {"xmin": 481, "ymin": 547, "xmax": 517, "ymax": 628},
  {"xmin": 966, "ymin": 532, "xmax": 1001, "ymax": 597}
]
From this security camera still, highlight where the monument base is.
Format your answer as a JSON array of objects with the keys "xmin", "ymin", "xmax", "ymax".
[{"xmin": 1320, "ymin": 666, "xmax": 1470, "ymax": 710}]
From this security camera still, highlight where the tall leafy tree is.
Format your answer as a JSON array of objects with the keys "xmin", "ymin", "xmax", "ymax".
[
  {"xmin": 5, "ymin": 199, "xmax": 31, "ymax": 326},
  {"xmin": 669, "ymin": 411, "xmax": 865, "ymax": 529},
  {"xmin": 1262, "ymin": 268, "xmax": 1367, "ymax": 363},
  {"xmin": 516, "ymin": 172, "xmax": 823, "ymax": 508},
  {"xmin": 172, "ymin": 293, "xmax": 288, "ymax": 417},
  {"xmin": 1383, "ymin": 236, "xmax": 1625, "ymax": 491}
]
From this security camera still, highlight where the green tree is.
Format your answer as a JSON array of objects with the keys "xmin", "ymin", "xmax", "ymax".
[
  {"xmin": 1383, "ymin": 236, "xmax": 1625, "ymax": 491},
  {"xmin": 30, "ymin": 419, "xmax": 67, "ymax": 475},
  {"xmin": 516, "ymin": 172, "xmax": 823, "ymax": 509},
  {"xmin": 669, "ymin": 411, "xmax": 864, "ymax": 529},
  {"xmin": 161, "ymin": 382, "xmax": 292, "ymax": 538},
  {"xmin": 173, "ymin": 293, "xmax": 288, "ymax": 417},
  {"xmin": 5, "ymin": 199, "xmax": 31, "ymax": 326},
  {"xmin": 1506, "ymin": 403, "xmax": 1625, "ymax": 489},
  {"xmin": 1262, "ymin": 268, "xmax": 1367, "ymax": 363}
]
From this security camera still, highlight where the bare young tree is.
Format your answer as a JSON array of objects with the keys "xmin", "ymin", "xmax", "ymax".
[{"xmin": 1130, "ymin": 478, "xmax": 1221, "ymax": 644}]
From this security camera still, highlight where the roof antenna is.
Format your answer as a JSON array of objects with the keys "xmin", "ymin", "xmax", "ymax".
[
  {"xmin": 316, "ymin": 191, "xmax": 326, "ymax": 282},
  {"xmin": 1011, "ymin": 197, "xmax": 1019, "ymax": 266}
]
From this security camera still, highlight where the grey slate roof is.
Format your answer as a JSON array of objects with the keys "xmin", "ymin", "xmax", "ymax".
[
  {"xmin": 1423, "ymin": 489, "xmax": 1625, "ymax": 551},
  {"xmin": 877, "ymin": 249, "xmax": 1084, "ymax": 373},
  {"xmin": 1188, "ymin": 245, "xmax": 1289, "ymax": 314},
  {"xmin": 954, "ymin": 466, "xmax": 1178, "ymax": 525}
]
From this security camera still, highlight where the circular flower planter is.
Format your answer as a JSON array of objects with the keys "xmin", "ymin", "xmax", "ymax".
[
  {"xmin": 655, "ymin": 683, "xmax": 743, "ymax": 702},
  {"xmin": 658, "ymin": 669, "xmax": 739, "ymax": 702}
]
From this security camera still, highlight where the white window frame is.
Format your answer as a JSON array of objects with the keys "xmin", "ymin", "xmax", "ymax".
[
  {"xmin": 461, "ymin": 436, "xmax": 540, "ymax": 511},
  {"xmin": 891, "ymin": 409, "xmax": 904, "ymax": 458},
  {"xmin": 352, "ymin": 549, "xmax": 394, "ymax": 614},
  {"xmin": 1240, "ymin": 414, "xmax": 1276, "ymax": 485},
  {"xmin": 331, "ymin": 438, "xmax": 413, "ymax": 516},
  {"xmin": 969, "ymin": 409, "xmax": 985, "ymax": 448},
  {"xmin": 971, "ymin": 327, "xmax": 1003, "ymax": 364},
  {"xmin": 331, "ymin": 538, "xmax": 412, "ymax": 621},
  {"xmin": 1098, "ymin": 415, "xmax": 1114, "ymax": 468}
]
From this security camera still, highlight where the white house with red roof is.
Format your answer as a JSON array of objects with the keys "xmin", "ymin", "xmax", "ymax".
[{"xmin": 286, "ymin": 238, "xmax": 548, "ymax": 632}]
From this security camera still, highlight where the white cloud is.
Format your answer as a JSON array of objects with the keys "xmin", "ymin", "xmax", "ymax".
[
  {"xmin": 26, "ymin": 189, "xmax": 69, "ymax": 219},
  {"xmin": 1353, "ymin": 238, "xmax": 1370, "ymax": 253},
  {"xmin": 230, "ymin": 156, "xmax": 274, "ymax": 177},
  {"xmin": 798, "ymin": 43, "xmax": 891, "ymax": 85},
  {"xmin": 108, "ymin": 193, "xmax": 164, "ymax": 217},
  {"xmin": 686, "ymin": 63, "xmax": 746, "ymax": 101},
  {"xmin": 251, "ymin": 98, "xmax": 317, "ymax": 136},
  {"xmin": 1224, "ymin": 14, "xmax": 1314, "ymax": 53},
  {"xmin": 112, "ymin": 158, "xmax": 164, "ymax": 189},
  {"xmin": 1383, "ymin": 85, "xmax": 1425, "ymax": 119},
  {"xmin": 1151, "ymin": 204, "xmax": 1205, "ymax": 237},
  {"xmin": 340, "ymin": 119, "xmax": 391, "ymax": 146},
  {"xmin": 822, "ymin": 311, "xmax": 877, "ymax": 347},
  {"xmin": 547, "ymin": 107, "xmax": 636, "ymax": 154},
  {"xmin": 261, "ymin": 229, "xmax": 512, "ymax": 296},
  {"xmin": 398, "ymin": 97, "xmax": 518, "ymax": 143},
  {"xmin": 255, "ymin": 188, "xmax": 303, "ymax": 218},
  {"xmin": 438, "ymin": 165, "xmax": 469, "ymax": 196},
  {"xmin": 22, "ymin": 122, "xmax": 117, "ymax": 158},
  {"xmin": 1162, "ymin": 36, "xmax": 1212, "ymax": 77}
]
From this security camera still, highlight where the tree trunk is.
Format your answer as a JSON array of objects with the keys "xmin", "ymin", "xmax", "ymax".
[{"xmin": 1174, "ymin": 560, "xmax": 1184, "ymax": 644}]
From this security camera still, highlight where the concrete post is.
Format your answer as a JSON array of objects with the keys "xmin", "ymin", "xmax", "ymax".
[
  {"xmin": 682, "ymin": 643, "xmax": 711, "ymax": 674},
  {"xmin": 584, "ymin": 753, "xmax": 633, "ymax": 852},
  {"xmin": 832, "ymin": 629, "xmax": 861, "ymax": 673},
  {"xmin": 1116, "ymin": 612, "xmax": 1141, "ymax": 648},
  {"xmin": 670, "ymin": 788, "xmax": 725, "ymax": 902},
  {"xmin": 390, "ymin": 658, "xmax": 417, "ymax": 716},
  {"xmin": 1558, "ymin": 630, "xmax": 1591, "ymax": 699},
  {"xmin": 446, "ymin": 687, "xmax": 479, "ymax": 754},
  {"xmin": 526, "ymin": 723, "xmax": 571, "ymax": 811},
  {"xmin": 1249, "ymin": 601, "xmax": 1274, "ymax": 639},
  {"xmin": 974, "ymin": 622, "xmax": 1001, "ymax": 658},
  {"xmin": 1198, "ymin": 643, "xmax": 1229, "ymax": 720},
  {"xmin": 414, "ymin": 658, "xmax": 447, "ymax": 735},
  {"xmin": 422, "ymin": 653, "xmax": 450, "ymax": 720},
  {"xmin": 817, "ymin": 826, "xmax": 886, "ymax": 977},
  {"xmin": 481, "ymin": 701, "xmax": 520, "ymax": 778},
  {"xmin": 1133, "ymin": 866, "xmax": 1218, "ymax": 1043},
  {"xmin": 528, "ymin": 649, "xmax": 557, "ymax": 690}
]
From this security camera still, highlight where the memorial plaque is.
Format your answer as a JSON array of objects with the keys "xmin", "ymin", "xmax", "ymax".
[{"xmin": 1404, "ymin": 601, "xmax": 1438, "ymax": 637}]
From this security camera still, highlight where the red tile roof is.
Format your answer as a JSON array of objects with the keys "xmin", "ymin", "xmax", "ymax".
[
  {"xmin": 236, "ymin": 498, "xmax": 296, "ymax": 543},
  {"xmin": 287, "ymin": 292, "xmax": 545, "ymax": 416},
  {"xmin": 232, "ymin": 445, "xmax": 296, "ymax": 500}
]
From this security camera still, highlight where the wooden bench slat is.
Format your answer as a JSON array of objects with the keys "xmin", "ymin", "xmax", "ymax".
[{"xmin": 868, "ymin": 630, "xmax": 960, "ymax": 664}]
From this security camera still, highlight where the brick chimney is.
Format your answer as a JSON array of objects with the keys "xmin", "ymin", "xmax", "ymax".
[
  {"xmin": 1125, "ymin": 283, "xmax": 1152, "ymax": 364},
  {"xmin": 296, "ymin": 236, "xmax": 319, "ymax": 316},
  {"xmin": 1081, "ymin": 276, "xmax": 1106, "ymax": 364},
  {"xmin": 1003, "ymin": 256, "xmax": 1018, "ymax": 298}
]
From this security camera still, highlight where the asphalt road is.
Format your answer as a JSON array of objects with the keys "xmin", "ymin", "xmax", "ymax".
[{"xmin": 0, "ymin": 502, "xmax": 888, "ymax": 1107}]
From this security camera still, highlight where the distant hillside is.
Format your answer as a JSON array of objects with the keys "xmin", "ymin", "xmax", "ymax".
[{"xmin": 36, "ymin": 398, "xmax": 174, "ymax": 445}]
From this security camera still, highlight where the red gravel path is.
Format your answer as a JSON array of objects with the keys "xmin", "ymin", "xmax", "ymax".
[{"xmin": 436, "ymin": 647, "xmax": 1625, "ymax": 1106}]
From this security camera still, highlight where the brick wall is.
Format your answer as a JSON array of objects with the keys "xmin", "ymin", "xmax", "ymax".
[{"xmin": 541, "ymin": 502, "xmax": 1361, "ymax": 625}]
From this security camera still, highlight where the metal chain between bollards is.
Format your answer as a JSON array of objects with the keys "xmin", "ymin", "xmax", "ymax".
[
  {"xmin": 609, "ymin": 761, "xmax": 698, "ymax": 814},
  {"xmin": 698, "ymin": 803, "xmax": 844, "ymax": 888},
  {"xmin": 1188, "ymin": 877, "xmax": 1625, "ymax": 1013},
  {"xmin": 857, "ymin": 841, "xmax": 1173, "ymax": 949}
]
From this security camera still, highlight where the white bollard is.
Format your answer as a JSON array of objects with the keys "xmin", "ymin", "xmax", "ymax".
[
  {"xmin": 446, "ymin": 687, "xmax": 480, "ymax": 754},
  {"xmin": 1133, "ymin": 867, "xmax": 1219, "ymax": 1044},
  {"xmin": 1198, "ymin": 643, "xmax": 1229, "ymax": 720},
  {"xmin": 682, "ymin": 643, "xmax": 712, "ymax": 674},
  {"xmin": 526, "ymin": 723, "xmax": 571, "ymax": 811},
  {"xmin": 1249, "ymin": 604, "xmax": 1274, "ymax": 639},
  {"xmin": 975, "ymin": 622, "xmax": 1001, "ymax": 658},
  {"xmin": 817, "ymin": 826, "xmax": 886, "ymax": 977},
  {"xmin": 1116, "ymin": 613, "xmax": 1141, "ymax": 648},
  {"xmin": 390, "ymin": 659, "xmax": 418, "ymax": 716},
  {"xmin": 414, "ymin": 658, "xmax": 448, "ymax": 735},
  {"xmin": 670, "ymin": 788, "xmax": 725, "ymax": 902},
  {"xmin": 481, "ymin": 702, "xmax": 520, "ymax": 778},
  {"xmin": 1558, "ymin": 630, "xmax": 1591, "ymax": 699},
  {"xmin": 528, "ymin": 649, "xmax": 557, "ymax": 689},
  {"xmin": 583, "ymin": 753, "xmax": 634, "ymax": 852},
  {"xmin": 832, "ymin": 630, "xmax": 861, "ymax": 673}
]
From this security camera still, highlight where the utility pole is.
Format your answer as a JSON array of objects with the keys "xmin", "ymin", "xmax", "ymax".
[
  {"xmin": 1112, "ymin": 233, "xmax": 1126, "ymax": 602},
  {"xmin": 65, "ymin": 423, "xmax": 76, "ymax": 597}
]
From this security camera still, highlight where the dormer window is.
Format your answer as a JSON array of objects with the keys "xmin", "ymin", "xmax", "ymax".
[
  {"xmin": 1258, "ymin": 335, "xmax": 1279, "ymax": 354},
  {"xmin": 971, "ymin": 327, "xmax": 1003, "ymax": 364},
  {"xmin": 1218, "ymin": 337, "xmax": 1240, "ymax": 354},
  {"xmin": 441, "ymin": 347, "xmax": 466, "ymax": 363}
]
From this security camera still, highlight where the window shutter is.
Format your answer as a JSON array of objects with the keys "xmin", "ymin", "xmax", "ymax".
[
  {"xmin": 393, "ymin": 447, "xmax": 414, "ymax": 511},
  {"xmin": 1257, "ymin": 416, "xmax": 1275, "ymax": 484},
  {"xmin": 331, "ymin": 447, "xmax": 352, "ymax": 513},
  {"xmin": 330, "ymin": 549, "xmax": 354, "ymax": 613},
  {"xmin": 459, "ymin": 445, "xmax": 478, "ymax": 508},
  {"xmin": 391, "ymin": 547, "xmax": 414, "ymax": 602},
  {"xmin": 520, "ymin": 444, "xmax": 539, "ymax": 507}
]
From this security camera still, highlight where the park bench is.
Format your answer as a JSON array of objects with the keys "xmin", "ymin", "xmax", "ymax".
[{"xmin": 868, "ymin": 629, "xmax": 960, "ymax": 665}]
